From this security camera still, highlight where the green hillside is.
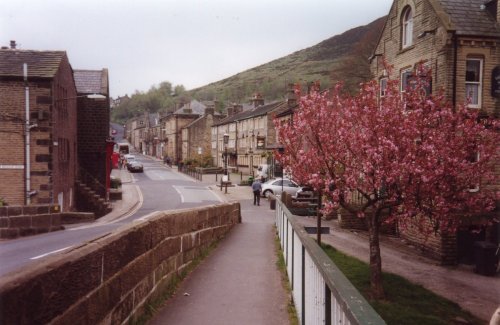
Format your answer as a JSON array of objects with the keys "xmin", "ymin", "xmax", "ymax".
[
  {"xmin": 112, "ymin": 16, "xmax": 385, "ymax": 123},
  {"xmin": 189, "ymin": 16, "xmax": 385, "ymax": 103}
]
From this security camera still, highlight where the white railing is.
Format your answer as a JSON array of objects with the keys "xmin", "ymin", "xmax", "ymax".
[{"xmin": 275, "ymin": 199, "xmax": 386, "ymax": 325}]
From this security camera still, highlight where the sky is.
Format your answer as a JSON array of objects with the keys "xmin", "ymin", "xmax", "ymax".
[{"xmin": 1, "ymin": 0, "xmax": 392, "ymax": 98}]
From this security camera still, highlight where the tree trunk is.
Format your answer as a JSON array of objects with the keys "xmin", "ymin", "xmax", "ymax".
[{"xmin": 368, "ymin": 210, "xmax": 385, "ymax": 299}]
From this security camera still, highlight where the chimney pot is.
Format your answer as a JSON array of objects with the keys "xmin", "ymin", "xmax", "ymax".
[{"xmin": 10, "ymin": 40, "xmax": 16, "ymax": 49}]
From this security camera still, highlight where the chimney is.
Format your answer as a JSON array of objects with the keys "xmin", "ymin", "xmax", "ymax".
[
  {"xmin": 10, "ymin": 40, "xmax": 16, "ymax": 49},
  {"xmin": 286, "ymin": 83, "xmax": 297, "ymax": 108},
  {"xmin": 250, "ymin": 93, "xmax": 264, "ymax": 107},
  {"xmin": 205, "ymin": 104, "xmax": 215, "ymax": 116},
  {"xmin": 226, "ymin": 106, "xmax": 234, "ymax": 117},
  {"xmin": 233, "ymin": 104, "xmax": 243, "ymax": 114},
  {"xmin": 484, "ymin": 0, "xmax": 499, "ymax": 21}
]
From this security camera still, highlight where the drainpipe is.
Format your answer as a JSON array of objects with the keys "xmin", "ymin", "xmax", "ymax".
[
  {"xmin": 24, "ymin": 63, "xmax": 31, "ymax": 205},
  {"xmin": 452, "ymin": 31, "xmax": 458, "ymax": 109}
]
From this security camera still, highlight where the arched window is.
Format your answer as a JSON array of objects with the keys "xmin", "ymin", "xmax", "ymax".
[{"xmin": 402, "ymin": 6, "xmax": 413, "ymax": 48}]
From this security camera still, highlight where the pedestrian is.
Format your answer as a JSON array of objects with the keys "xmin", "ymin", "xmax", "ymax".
[{"xmin": 252, "ymin": 178, "xmax": 262, "ymax": 206}]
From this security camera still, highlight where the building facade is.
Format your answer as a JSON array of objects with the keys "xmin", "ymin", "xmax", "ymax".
[
  {"xmin": 370, "ymin": 0, "xmax": 500, "ymax": 264},
  {"xmin": 212, "ymin": 94, "xmax": 285, "ymax": 176},
  {"xmin": 74, "ymin": 69, "xmax": 111, "ymax": 200},
  {"xmin": 0, "ymin": 48, "xmax": 78, "ymax": 210}
]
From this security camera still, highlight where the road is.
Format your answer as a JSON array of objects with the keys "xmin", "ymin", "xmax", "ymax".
[{"xmin": 0, "ymin": 155, "xmax": 223, "ymax": 277}]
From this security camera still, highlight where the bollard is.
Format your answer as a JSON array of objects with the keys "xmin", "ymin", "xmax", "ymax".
[
  {"xmin": 216, "ymin": 172, "xmax": 218, "ymax": 182},
  {"xmin": 225, "ymin": 182, "xmax": 228, "ymax": 194},
  {"xmin": 220, "ymin": 178, "xmax": 223, "ymax": 191}
]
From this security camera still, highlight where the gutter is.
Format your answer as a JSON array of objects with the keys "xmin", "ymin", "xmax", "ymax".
[{"xmin": 452, "ymin": 31, "xmax": 458, "ymax": 109}]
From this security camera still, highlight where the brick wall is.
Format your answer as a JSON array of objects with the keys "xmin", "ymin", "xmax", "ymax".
[
  {"xmin": 0, "ymin": 203, "xmax": 241, "ymax": 324},
  {"xmin": 51, "ymin": 55, "xmax": 78, "ymax": 211},
  {"xmin": 0, "ymin": 79, "xmax": 53, "ymax": 205},
  {"xmin": 399, "ymin": 216, "xmax": 458, "ymax": 265}
]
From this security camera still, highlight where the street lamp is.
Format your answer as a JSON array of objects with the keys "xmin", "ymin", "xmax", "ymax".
[{"xmin": 223, "ymin": 133, "xmax": 229, "ymax": 177}]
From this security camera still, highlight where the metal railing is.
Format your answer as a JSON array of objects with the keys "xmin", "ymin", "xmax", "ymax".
[
  {"xmin": 178, "ymin": 165, "xmax": 203, "ymax": 181},
  {"xmin": 275, "ymin": 198, "xmax": 386, "ymax": 325}
]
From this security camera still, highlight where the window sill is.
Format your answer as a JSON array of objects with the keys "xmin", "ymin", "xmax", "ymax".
[{"xmin": 398, "ymin": 45, "xmax": 415, "ymax": 55}]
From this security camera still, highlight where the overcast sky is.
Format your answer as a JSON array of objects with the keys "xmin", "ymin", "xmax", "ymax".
[{"xmin": 1, "ymin": 0, "xmax": 392, "ymax": 98}]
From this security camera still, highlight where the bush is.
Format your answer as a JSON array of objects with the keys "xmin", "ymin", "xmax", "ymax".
[{"xmin": 110, "ymin": 177, "xmax": 122, "ymax": 189}]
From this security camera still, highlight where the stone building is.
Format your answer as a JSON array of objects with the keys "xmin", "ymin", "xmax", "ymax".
[
  {"xmin": 180, "ymin": 104, "xmax": 223, "ymax": 164},
  {"xmin": 212, "ymin": 94, "xmax": 285, "ymax": 176},
  {"xmin": 160, "ymin": 100, "xmax": 207, "ymax": 163},
  {"xmin": 0, "ymin": 47, "xmax": 77, "ymax": 210},
  {"xmin": 370, "ymin": 0, "xmax": 500, "ymax": 264}
]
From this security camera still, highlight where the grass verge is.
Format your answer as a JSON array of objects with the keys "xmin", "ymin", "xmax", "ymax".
[
  {"xmin": 321, "ymin": 244, "xmax": 485, "ymax": 325},
  {"xmin": 274, "ymin": 231, "xmax": 299, "ymax": 325}
]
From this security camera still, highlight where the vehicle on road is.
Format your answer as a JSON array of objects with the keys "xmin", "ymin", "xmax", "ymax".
[
  {"xmin": 124, "ymin": 154, "xmax": 135, "ymax": 167},
  {"xmin": 261, "ymin": 178, "xmax": 299, "ymax": 198},
  {"xmin": 127, "ymin": 161, "xmax": 144, "ymax": 173}
]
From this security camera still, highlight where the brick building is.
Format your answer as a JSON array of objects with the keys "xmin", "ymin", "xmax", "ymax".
[
  {"xmin": 74, "ymin": 69, "xmax": 111, "ymax": 204},
  {"xmin": 370, "ymin": 0, "xmax": 500, "ymax": 264},
  {"xmin": 0, "ymin": 47, "xmax": 77, "ymax": 211}
]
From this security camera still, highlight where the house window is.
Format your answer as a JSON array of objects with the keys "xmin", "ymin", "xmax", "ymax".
[
  {"xmin": 380, "ymin": 78, "xmax": 388, "ymax": 97},
  {"xmin": 402, "ymin": 6, "xmax": 413, "ymax": 48},
  {"xmin": 401, "ymin": 68, "xmax": 413, "ymax": 93},
  {"xmin": 465, "ymin": 58, "xmax": 483, "ymax": 108}
]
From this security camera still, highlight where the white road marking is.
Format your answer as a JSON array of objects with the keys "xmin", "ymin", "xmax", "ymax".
[
  {"xmin": 173, "ymin": 185, "xmax": 223, "ymax": 203},
  {"xmin": 30, "ymin": 246, "xmax": 73, "ymax": 260}
]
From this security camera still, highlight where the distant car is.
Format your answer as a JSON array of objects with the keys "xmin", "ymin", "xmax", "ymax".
[
  {"xmin": 111, "ymin": 129, "xmax": 117, "ymax": 135},
  {"xmin": 261, "ymin": 178, "xmax": 299, "ymax": 198},
  {"xmin": 124, "ymin": 154, "xmax": 135, "ymax": 167},
  {"xmin": 127, "ymin": 161, "xmax": 143, "ymax": 173}
]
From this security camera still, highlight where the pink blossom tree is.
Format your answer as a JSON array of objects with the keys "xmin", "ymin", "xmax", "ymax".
[{"xmin": 276, "ymin": 75, "xmax": 499, "ymax": 299}]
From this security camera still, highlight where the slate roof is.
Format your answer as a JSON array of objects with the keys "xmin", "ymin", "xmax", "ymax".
[
  {"xmin": 438, "ymin": 0, "xmax": 500, "ymax": 37},
  {"xmin": 214, "ymin": 101, "xmax": 284, "ymax": 126},
  {"xmin": 0, "ymin": 49, "xmax": 67, "ymax": 78},
  {"xmin": 74, "ymin": 69, "xmax": 108, "ymax": 95},
  {"xmin": 174, "ymin": 100, "xmax": 206, "ymax": 115}
]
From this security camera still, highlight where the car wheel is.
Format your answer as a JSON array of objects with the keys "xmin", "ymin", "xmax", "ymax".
[{"xmin": 263, "ymin": 190, "xmax": 272, "ymax": 198}]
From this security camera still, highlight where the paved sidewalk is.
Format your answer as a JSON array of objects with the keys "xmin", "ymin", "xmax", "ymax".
[{"xmin": 148, "ymin": 199, "xmax": 289, "ymax": 325}]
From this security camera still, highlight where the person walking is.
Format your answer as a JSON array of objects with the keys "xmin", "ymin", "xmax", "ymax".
[{"xmin": 252, "ymin": 179, "xmax": 262, "ymax": 206}]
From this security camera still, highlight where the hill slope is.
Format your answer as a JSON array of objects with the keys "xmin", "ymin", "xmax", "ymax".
[
  {"xmin": 189, "ymin": 16, "xmax": 385, "ymax": 103},
  {"xmin": 112, "ymin": 16, "xmax": 385, "ymax": 123}
]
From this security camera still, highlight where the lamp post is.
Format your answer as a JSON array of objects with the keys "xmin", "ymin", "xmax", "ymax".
[{"xmin": 223, "ymin": 133, "xmax": 229, "ymax": 177}]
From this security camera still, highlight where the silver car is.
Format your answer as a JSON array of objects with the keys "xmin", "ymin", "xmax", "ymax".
[{"xmin": 261, "ymin": 178, "xmax": 300, "ymax": 198}]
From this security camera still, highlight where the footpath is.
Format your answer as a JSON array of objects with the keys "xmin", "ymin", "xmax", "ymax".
[{"xmin": 106, "ymin": 163, "xmax": 499, "ymax": 323}]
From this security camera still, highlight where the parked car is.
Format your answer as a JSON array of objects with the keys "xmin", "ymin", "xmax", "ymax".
[
  {"xmin": 261, "ymin": 178, "xmax": 300, "ymax": 198},
  {"xmin": 294, "ymin": 186, "xmax": 315, "ymax": 198},
  {"xmin": 124, "ymin": 154, "xmax": 135, "ymax": 167},
  {"xmin": 127, "ymin": 161, "xmax": 143, "ymax": 173}
]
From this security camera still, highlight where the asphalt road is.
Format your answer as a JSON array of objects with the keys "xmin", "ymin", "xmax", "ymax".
[{"xmin": 0, "ymin": 155, "xmax": 223, "ymax": 277}]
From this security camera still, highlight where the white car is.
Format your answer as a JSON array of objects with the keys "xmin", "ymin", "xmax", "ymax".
[{"xmin": 261, "ymin": 178, "xmax": 300, "ymax": 198}]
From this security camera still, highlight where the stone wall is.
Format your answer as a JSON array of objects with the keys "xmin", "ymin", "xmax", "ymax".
[
  {"xmin": 0, "ymin": 203, "xmax": 241, "ymax": 324},
  {"xmin": 0, "ymin": 204, "xmax": 63, "ymax": 239}
]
